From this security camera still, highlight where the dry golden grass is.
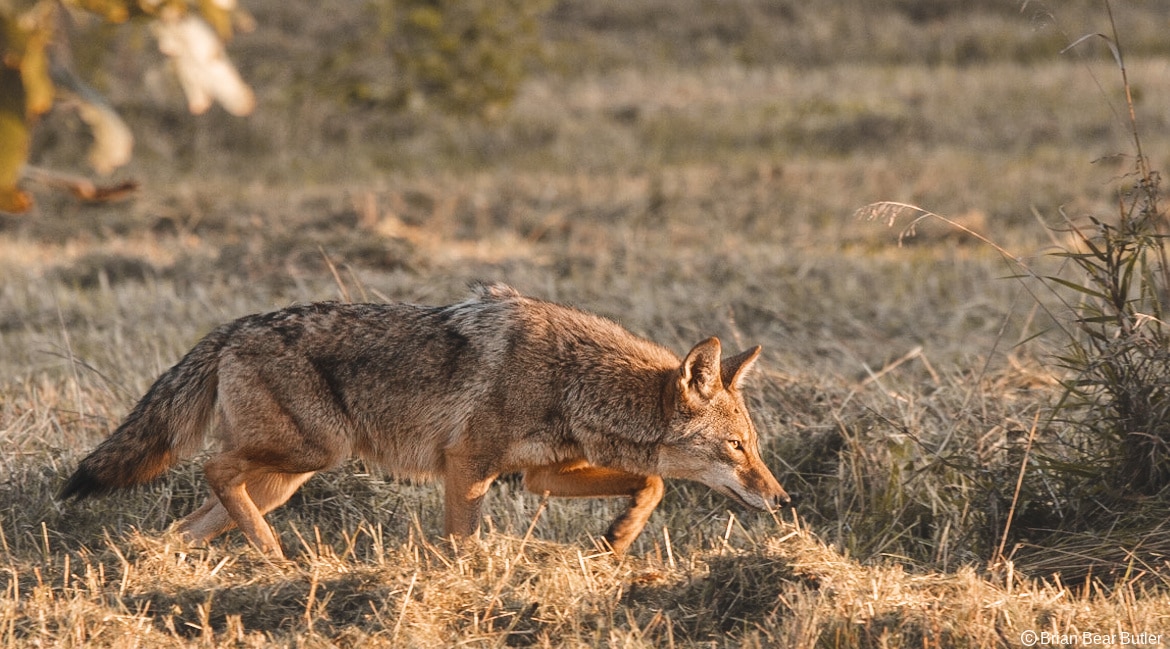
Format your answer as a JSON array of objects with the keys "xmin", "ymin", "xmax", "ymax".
[
  {"xmin": 4, "ymin": 0, "xmax": 1170, "ymax": 646},
  {"xmin": 3, "ymin": 512, "xmax": 1168, "ymax": 647}
]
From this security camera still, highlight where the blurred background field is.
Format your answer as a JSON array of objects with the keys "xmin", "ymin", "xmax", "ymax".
[{"xmin": 3, "ymin": 0, "xmax": 1170, "ymax": 646}]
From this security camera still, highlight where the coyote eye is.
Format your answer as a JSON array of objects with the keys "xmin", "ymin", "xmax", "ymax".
[{"xmin": 728, "ymin": 439, "xmax": 743, "ymax": 452}]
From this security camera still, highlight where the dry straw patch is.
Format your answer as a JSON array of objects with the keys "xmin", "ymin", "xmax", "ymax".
[{"xmin": 4, "ymin": 520, "xmax": 1168, "ymax": 647}]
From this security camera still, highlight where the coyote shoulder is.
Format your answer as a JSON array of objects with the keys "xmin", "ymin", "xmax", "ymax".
[{"xmin": 60, "ymin": 283, "xmax": 790, "ymax": 557}]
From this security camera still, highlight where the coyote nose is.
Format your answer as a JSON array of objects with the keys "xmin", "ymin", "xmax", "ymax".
[{"xmin": 770, "ymin": 488, "xmax": 794, "ymax": 510}]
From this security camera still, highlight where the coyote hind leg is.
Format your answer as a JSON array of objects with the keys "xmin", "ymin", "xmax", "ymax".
[
  {"xmin": 523, "ymin": 461, "xmax": 665, "ymax": 554},
  {"xmin": 173, "ymin": 496, "xmax": 227, "ymax": 542},
  {"xmin": 195, "ymin": 358, "xmax": 348, "ymax": 558},
  {"xmin": 199, "ymin": 452, "xmax": 323, "ymax": 558},
  {"xmin": 174, "ymin": 470, "xmax": 315, "ymax": 549}
]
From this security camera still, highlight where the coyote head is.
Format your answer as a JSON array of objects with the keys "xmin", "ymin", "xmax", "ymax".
[{"xmin": 658, "ymin": 337, "xmax": 791, "ymax": 512}]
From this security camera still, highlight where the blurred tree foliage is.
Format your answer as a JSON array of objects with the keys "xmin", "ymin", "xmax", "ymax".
[
  {"xmin": 371, "ymin": 0, "xmax": 550, "ymax": 114},
  {"xmin": 0, "ymin": 0, "xmax": 551, "ymax": 214},
  {"xmin": 1, "ymin": 0, "xmax": 253, "ymax": 213}
]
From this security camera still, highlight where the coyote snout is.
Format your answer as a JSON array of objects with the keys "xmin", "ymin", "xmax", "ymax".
[{"xmin": 59, "ymin": 283, "xmax": 792, "ymax": 558}]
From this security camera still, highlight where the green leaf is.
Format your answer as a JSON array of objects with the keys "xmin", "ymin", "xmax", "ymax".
[
  {"xmin": 408, "ymin": 7, "xmax": 444, "ymax": 32},
  {"xmin": 1078, "ymin": 315, "xmax": 1122, "ymax": 325},
  {"xmin": 0, "ymin": 65, "xmax": 31, "ymax": 214},
  {"xmin": 1045, "ymin": 275, "xmax": 1109, "ymax": 300},
  {"xmin": 20, "ymin": 22, "xmax": 54, "ymax": 115},
  {"xmin": 68, "ymin": 0, "xmax": 133, "ymax": 23}
]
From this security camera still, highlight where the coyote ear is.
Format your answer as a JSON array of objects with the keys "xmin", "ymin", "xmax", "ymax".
[
  {"xmin": 721, "ymin": 345, "xmax": 762, "ymax": 391},
  {"xmin": 680, "ymin": 337, "xmax": 723, "ymax": 402}
]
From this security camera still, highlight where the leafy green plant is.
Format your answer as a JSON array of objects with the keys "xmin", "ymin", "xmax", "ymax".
[
  {"xmin": 1049, "ymin": 166, "xmax": 1170, "ymax": 495},
  {"xmin": 1038, "ymin": 4, "xmax": 1170, "ymax": 497},
  {"xmin": 369, "ymin": 0, "xmax": 549, "ymax": 115}
]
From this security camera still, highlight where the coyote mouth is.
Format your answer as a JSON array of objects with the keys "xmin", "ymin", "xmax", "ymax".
[{"xmin": 716, "ymin": 483, "xmax": 768, "ymax": 512}]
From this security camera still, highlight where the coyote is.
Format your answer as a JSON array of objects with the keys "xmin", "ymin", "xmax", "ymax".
[{"xmin": 60, "ymin": 283, "xmax": 790, "ymax": 557}]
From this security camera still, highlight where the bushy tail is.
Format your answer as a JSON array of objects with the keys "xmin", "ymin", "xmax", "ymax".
[{"xmin": 58, "ymin": 324, "xmax": 233, "ymax": 500}]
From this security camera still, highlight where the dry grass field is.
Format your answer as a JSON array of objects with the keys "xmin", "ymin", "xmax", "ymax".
[{"xmin": 3, "ymin": 0, "xmax": 1170, "ymax": 646}]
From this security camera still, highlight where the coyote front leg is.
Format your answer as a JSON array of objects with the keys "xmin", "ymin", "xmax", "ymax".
[
  {"xmin": 442, "ymin": 451, "xmax": 498, "ymax": 540},
  {"xmin": 524, "ymin": 461, "xmax": 665, "ymax": 554}
]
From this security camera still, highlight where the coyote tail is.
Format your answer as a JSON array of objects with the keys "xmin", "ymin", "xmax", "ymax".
[{"xmin": 58, "ymin": 324, "xmax": 232, "ymax": 501}]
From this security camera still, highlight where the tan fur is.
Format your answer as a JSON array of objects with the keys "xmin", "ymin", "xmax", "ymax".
[{"xmin": 60, "ymin": 283, "xmax": 790, "ymax": 557}]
